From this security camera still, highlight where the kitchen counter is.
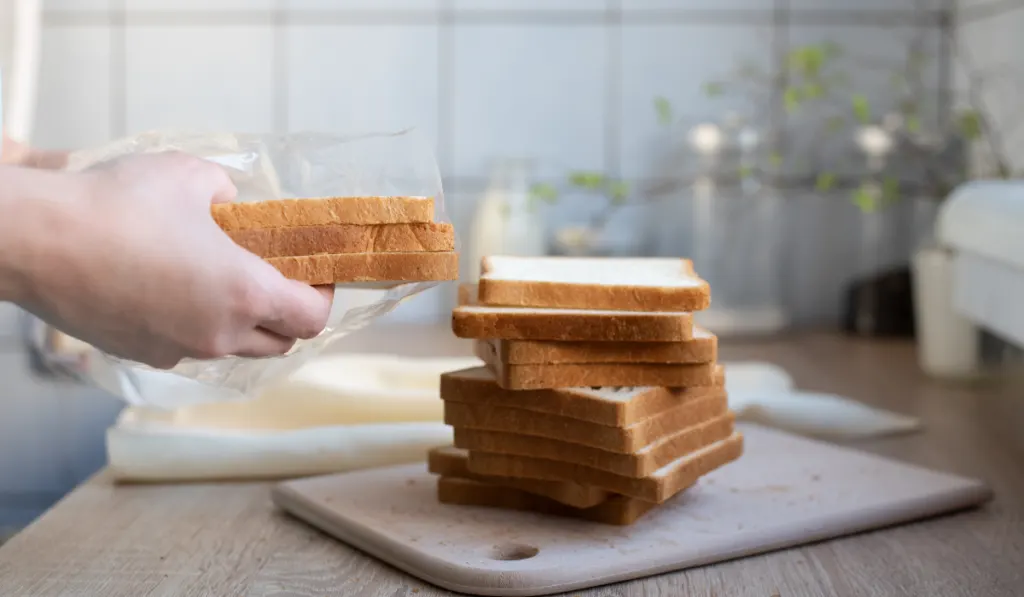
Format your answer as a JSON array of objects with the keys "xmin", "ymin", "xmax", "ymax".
[{"xmin": 0, "ymin": 327, "xmax": 1021, "ymax": 596}]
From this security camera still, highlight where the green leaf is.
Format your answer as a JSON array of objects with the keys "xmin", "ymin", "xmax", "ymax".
[
  {"xmin": 852, "ymin": 184, "xmax": 879, "ymax": 213},
  {"xmin": 958, "ymin": 109, "xmax": 982, "ymax": 141},
  {"xmin": 738, "ymin": 165, "xmax": 754, "ymax": 180},
  {"xmin": 784, "ymin": 86, "xmax": 802, "ymax": 112},
  {"xmin": 769, "ymin": 151, "xmax": 784, "ymax": 168},
  {"xmin": 529, "ymin": 182, "xmax": 559, "ymax": 204},
  {"xmin": 607, "ymin": 181, "xmax": 630, "ymax": 205},
  {"xmin": 906, "ymin": 114, "xmax": 921, "ymax": 133},
  {"xmin": 852, "ymin": 94, "xmax": 871, "ymax": 124},
  {"xmin": 804, "ymin": 82, "xmax": 824, "ymax": 100},
  {"xmin": 702, "ymin": 81, "xmax": 725, "ymax": 97},
  {"xmin": 815, "ymin": 172, "xmax": 837, "ymax": 192},
  {"xmin": 654, "ymin": 96, "xmax": 673, "ymax": 126},
  {"xmin": 569, "ymin": 171, "xmax": 607, "ymax": 191},
  {"xmin": 881, "ymin": 176, "xmax": 901, "ymax": 204}
]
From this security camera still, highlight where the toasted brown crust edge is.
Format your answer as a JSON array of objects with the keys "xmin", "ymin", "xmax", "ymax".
[
  {"xmin": 266, "ymin": 251, "xmax": 458, "ymax": 285},
  {"xmin": 212, "ymin": 196, "xmax": 435, "ymax": 231},
  {"xmin": 230, "ymin": 222, "xmax": 455, "ymax": 258}
]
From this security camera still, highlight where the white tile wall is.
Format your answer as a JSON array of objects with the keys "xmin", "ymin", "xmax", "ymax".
[
  {"xmin": 34, "ymin": 26, "xmax": 112, "ymax": 150},
  {"xmin": 44, "ymin": 0, "xmax": 109, "ymax": 10},
  {"xmin": 286, "ymin": 24, "xmax": 439, "ymax": 145},
  {"xmin": 453, "ymin": 0, "xmax": 605, "ymax": 9},
  {"xmin": 622, "ymin": 0, "xmax": 771, "ymax": 9},
  {"xmin": 618, "ymin": 23, "xmax": 774, "ymax": 179},
  {"xmin": 126, "ymin": 0, "xmax": 274, "ymax": 10},
  {"xmin": 286, "ymin": 0, "xmax": 438, "ymax": 8},
  {"xmin": 451, "ymin": 23, "xmax": 607, "ymax": 180},
  {"xmin": 124, "ymin": 25, "xmax": 275, "ymax": 134},
  {"xmin": 789, "ymin": 0, "xmax": 945, "ymax": 10},
  {"xmin": 954, "ymin": 6, "xmax": 1024, "ymax": 173}
]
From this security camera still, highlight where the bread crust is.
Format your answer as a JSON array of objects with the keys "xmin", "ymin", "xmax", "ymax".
[
  {"xmin": 428, "ymin": 447, "xmax": 608, "ymax": 508},
  {"xmin": 443, "ymin": 392, "xmax": 728, "ymax": 453},
  {"xmin": 266, "ymin": 251, "xmax": 458, "ymax": 285},
  {"xmin": 475, "ymin": 339, "xmax": 717, "ymax": 390},
  {"xmin": 477, "ymin": 256, "xmax": 710, "ymax": 312},
  {"xmin": 466, "ymin": 432, "xmax": 744, "ymax": 503},
  {"xmin": 454, "ymin": 412, "xmax": 735, "ymax": 478},
  {"xmin": 436, "ymin": 477, "xmax": 656, "ymax": 525},
  {"xmin": 452, "ymin": 307, "xmax": 694, "ymax": 342},
  {"xmin": 212, "ymin": 196, "xmax": 435, "ymax": 231},
  {"xmin": 440, "ymin": 365, "xmax": 726, "ymax": 427},
  {"xmin": 229, "ymin": 222, "xmax": 454, "ymax": 258}
]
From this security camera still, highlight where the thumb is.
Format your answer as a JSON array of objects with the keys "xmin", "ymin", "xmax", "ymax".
[{"xmin": 257, "ymin": 267, "xmax": 334, "ymax": 340}]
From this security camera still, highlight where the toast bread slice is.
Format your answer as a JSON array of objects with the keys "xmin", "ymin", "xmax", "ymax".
[
  {"xmin": 474, "ymin": 339, "xmax": 717, "ymax": 390},
  {"xmin": 266, "ymin": 251, "xmax": 458, "ymax": 285},
  {"xmin": 440, "ymin": 366, "xmax": 726, "ymax": 427},
  {"xmin": 428, "ymin": 446, "xmax": 609, "ymax": 508},
  {"xmin": 467, "ymin": 431, "xmax": 744, "ymax": 503},
  {"xmin": 451, "ymin": 305, "xmax": 694, "ymax": 342},
  {"xmin": 477, "ymin": 256, "xmax": 710, "ymax": 312},
  {"xmin": 454, "ymin": 412, "xmax": 736, "ymax": 478},
  {"xmin": 229, "ymin": 222, "xmax": 454, "ymax": 258},
  {"xmin": 444, "ymin": 391, "xmax": 729, "ymax": 453},
  {"xmin": 437, "ymin": 477, "xmax": 658, "ymax": 526},
  {"xmin": 480, "ymin": 329, "xmax": 717, "ymax": 365},
  {"xmin": 212, "ymin": 196, "xmax": 434, "ymax": 231}
]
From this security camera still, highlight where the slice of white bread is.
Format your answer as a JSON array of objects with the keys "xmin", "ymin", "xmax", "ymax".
[
  {"xmin": 474, "ymin": 339, "xmax": 717, "ymax": 390},
  {"xmin": 440, "ymin": 365, "xmax": 726, "ymax": 427},
  {"xmin": 444, "ymin": 391, "xmax": 729, "ymax": 453},
  {"xmin": 467, "ymin": 432, "xmax": 745, "ymax": 503},
  {"xmin": 451, "ymin": 305, "xmax": 694, "ymax": 342},
  {"xmin": 212, "ymin": 196, "xmax": 435, "ymax": 231},
  {"xmin": 428, "ymin": 446, "xmax": 609, "ymax": 508},
  {"xmin": 266, "ymin": 251, "xmax": 458, "ymax": 285},
  {"xmin": 479, "ymin": 327, "xmax": 717, "ymax": 365},
  {"xmin": 477, "ymin": 256, "xmax": 710, "ymax": 312},
  {"xmin": 436, "ymin": 477, "xmax": 657, "ymax": 526},
  {"xmin": 229, "ymin": 222, "xmax": 455, "ymax": 258},
  {"xmin": 454, "ymin": 412, "xmax": 736, "ymax": 478}
]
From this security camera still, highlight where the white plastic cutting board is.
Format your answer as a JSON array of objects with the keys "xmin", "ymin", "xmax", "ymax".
[{"xmin": 272, "ymin": 424, "xmax": 991, "ymax": 596}]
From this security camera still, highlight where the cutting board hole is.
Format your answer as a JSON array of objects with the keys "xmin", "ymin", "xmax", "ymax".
[{"xmin": 490, "ymin": 543, "xmax": 539, "ymax": 561}]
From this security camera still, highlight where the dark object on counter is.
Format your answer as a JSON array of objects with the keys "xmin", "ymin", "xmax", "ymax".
[{"xmin": 843, "ymin": 267, "xmax": 915, "ymax": 337}]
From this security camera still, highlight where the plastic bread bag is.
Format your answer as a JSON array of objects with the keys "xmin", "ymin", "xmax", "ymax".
[{"xmin": 52, "ymin": 127, "xmax": 453, "ymax": 409}]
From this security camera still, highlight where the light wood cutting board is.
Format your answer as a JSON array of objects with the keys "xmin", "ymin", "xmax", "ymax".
[{"xmin": 272, "ymin": 423, "xmax": 992, "ymax": 596}]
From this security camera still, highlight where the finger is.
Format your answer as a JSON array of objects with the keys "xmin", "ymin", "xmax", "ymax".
[
  {"xmin": 231, "ymin": 327, "xmax": 297, "ymax": 358},
  {"xmin": 189, "ymin": 155, "xmax": 237, "ymax": 205},
  {"xmin": 259, "ymin": 275, "xmax": 334, "ymax": 341}
]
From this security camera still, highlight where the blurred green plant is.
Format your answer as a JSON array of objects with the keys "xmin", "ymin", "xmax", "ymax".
[
  {"xmin": 528, "ymin": 172, "xmax": 631, "ymax": 231},
  {"xmin": 652, "ymin": 37, "xmax": 1011, "ymax": 213}
]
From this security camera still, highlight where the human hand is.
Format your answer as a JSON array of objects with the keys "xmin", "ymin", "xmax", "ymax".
[
  {"xmin": 2, "ymin": 135, "xmax": 68, "ymax": 169},
  {"xmin": 19, "ymin": 152, "xmax": 333, "ymax": 369}
]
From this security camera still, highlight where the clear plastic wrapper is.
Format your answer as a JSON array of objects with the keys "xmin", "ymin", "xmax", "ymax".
[{"xmin": 48, "ymin": 128, "xmax": 451, "ymax": 409}]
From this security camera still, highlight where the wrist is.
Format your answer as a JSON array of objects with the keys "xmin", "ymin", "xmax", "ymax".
[{"xmin": 0, "ymin": 166, "xmax": 91, "ymax": 305}]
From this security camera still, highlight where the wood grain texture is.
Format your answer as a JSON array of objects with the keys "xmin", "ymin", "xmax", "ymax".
[{"xmin": 0, "ymin": 328, "xmax": 1021, "ymax": 596}]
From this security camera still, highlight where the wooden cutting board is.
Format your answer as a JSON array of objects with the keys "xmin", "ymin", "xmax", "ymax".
[{"xmin": 272, "ymin": 424, "xmax": 991, "ymax": 596}]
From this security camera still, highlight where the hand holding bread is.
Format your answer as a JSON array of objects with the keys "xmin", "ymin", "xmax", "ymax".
[{"xmin": 3, "ymin": 152, "xmax": 333, "ymax": 369}]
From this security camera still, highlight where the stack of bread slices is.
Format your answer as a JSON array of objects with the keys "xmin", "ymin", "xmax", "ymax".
[
  {"xmin": 430, "ymin": 256, "xmax": 743, "ymax": 525},
  {"xmin": 213, "ymin": 196, "xmax": 458, "ymax": 285}
]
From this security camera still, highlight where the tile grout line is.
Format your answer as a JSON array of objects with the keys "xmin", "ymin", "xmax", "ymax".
[
  {"xmin": 109, "ymin": 0, "xmax": 126, "ymax": 138},
  {"xmin": 41, "ymin": 8, "xmax": 950, "ymax": 28},
  {"xmin": 437, "ymin": 0, "xmax": 455, "ymax": 185},
  {"xmin": 272, "ymin": 0, "xmax": 288, "ymax": 134},
  {"xmin": 605, "ymin": 0, "xmax": 622, "ymax": 180}
]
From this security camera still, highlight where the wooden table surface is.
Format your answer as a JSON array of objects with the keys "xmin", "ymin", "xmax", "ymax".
[{"xmin": 0, "ymin": 327, "xmax": 1021, "ymax": 597}]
